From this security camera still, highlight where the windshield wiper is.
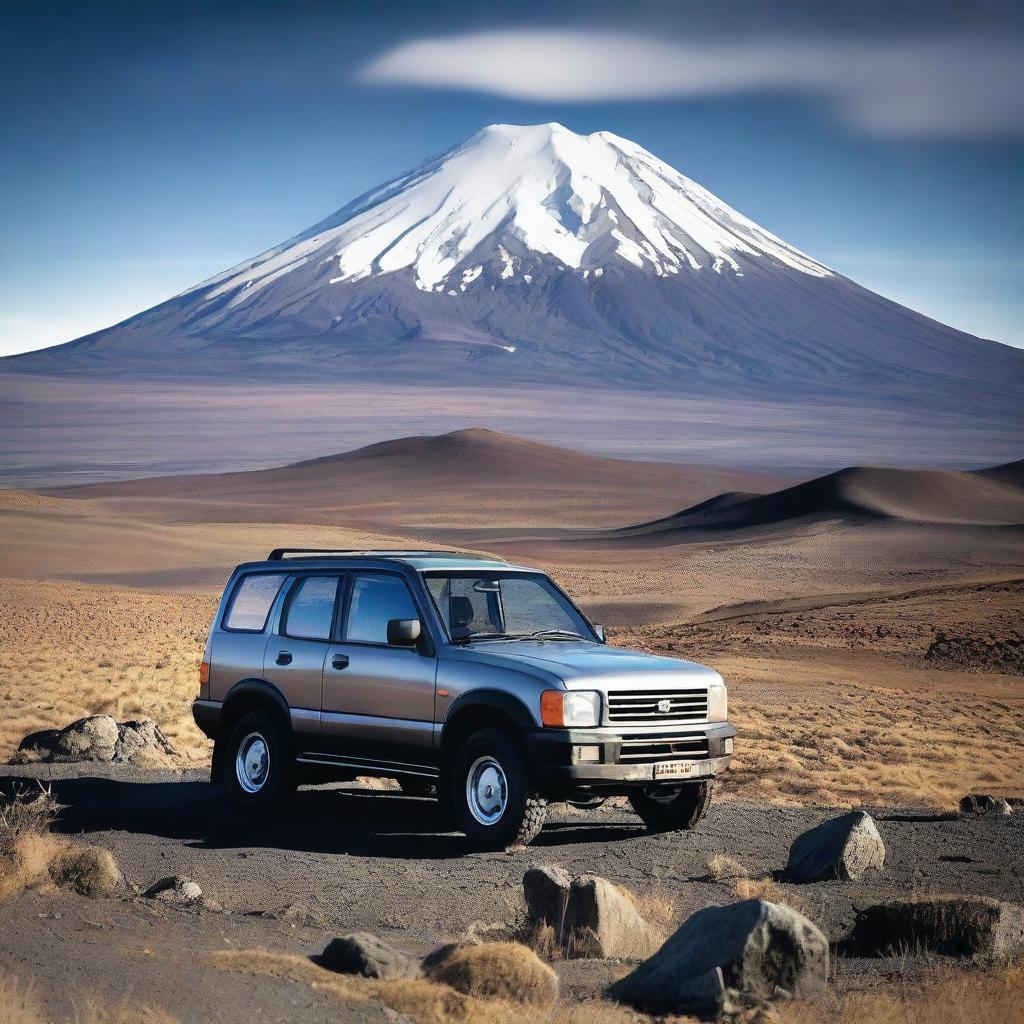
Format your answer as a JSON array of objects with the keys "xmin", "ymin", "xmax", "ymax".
[
  {"xmin": 511, "ymin": 629, "xmax": 590, "ymax": 642},
  {"xmin": 452, "ymin": 631, "xmax": 520, "ymax": 644}
]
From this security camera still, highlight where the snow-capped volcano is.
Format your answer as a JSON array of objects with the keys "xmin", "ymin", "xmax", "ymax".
[
  {"xmin": 198, "ymin": 122, "xmax": 830, "ymax": 301},
  {"xmin": 7, "ymin": 123, "xmax": 1023, "ymax": 411}
]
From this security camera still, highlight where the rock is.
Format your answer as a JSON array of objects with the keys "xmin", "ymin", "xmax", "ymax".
[
  {"xmin": 320, "ymin": 933, "xmax": 419, "ymax": 980},
  {"xmin": 561, "ymin": 874, "xmax": 665, "ymax": 959},
  {"xmin": 522, "ymin": 865, "xmax": 663, "ymax": 959},
  {"xmin": 49, "ymin": 844, "xmax": 122, "ymax": 897},
  {"xmin": 17, "ymin": 715, "xmax": 119, "ymax": 763},
  {"xmin": 784, "ymin": 810, "xmax": 885, "ymax": 883},
  {"xmin": 849, "ymin": 897, "xmax": 1024, "ymax": 962},
  {"xmin": 609, "ymin": 900, "xmax": 829, "ymax": 1015},
  {"xmin": 959, "ymin": 794, "xmax": 1013, "ymax": 817},
  {"xmin": 143, "ymin": 875, "xmax": 203, "ymax": 904},
  {"xmin": 113, "ymin": 719, "xmax": 177, "ymax": 762},
  {"xmin": 14, "ymin": 715, "xmax": 176, "ymax": 765},
  {"xmin": 422, "ymin": 941, "xmax": 558, "ymax": 1007},
  {"xmin": 523, "ymin": 864, "xmax": 571, "ymax": 931}
]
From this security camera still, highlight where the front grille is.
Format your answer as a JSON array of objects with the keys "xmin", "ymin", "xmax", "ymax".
[
  {"xmin": 607, "ymin": 689, "xmax": 708, "ymax": 723},
  {"xmin": 618, "ymin": 734, "xmax": 710, "ymax": 763}
]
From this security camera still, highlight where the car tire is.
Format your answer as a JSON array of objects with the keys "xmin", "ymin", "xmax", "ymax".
[
  {"xmin": 222, "ymin": 708, "xmax": 295, "ymax": 809},
  {"xmin": 450, "ymin": 728, "xmax": 547, "ymax": 850},
  {"xmin": 629, "ymin": 780, "xmax": 713, "ymax": 833}
]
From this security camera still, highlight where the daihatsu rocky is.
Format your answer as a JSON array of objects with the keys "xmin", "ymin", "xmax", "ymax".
[{"xmin": 193, "ymin": 550, "xmax": 734, "ymax": 849}]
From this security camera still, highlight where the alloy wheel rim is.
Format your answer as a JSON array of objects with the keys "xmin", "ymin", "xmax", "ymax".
[
  {"xmin": 466, "ymin": 755, "xmax": 508, "ymax": 825},
  {"xmin": 235, "ymin": 732, "xmax": 270, "ymax": 794}
]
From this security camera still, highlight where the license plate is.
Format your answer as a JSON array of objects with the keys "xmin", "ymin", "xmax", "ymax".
[{"xmin": 654, "ymin": 761, "xmax": 693, "ymax": 778}]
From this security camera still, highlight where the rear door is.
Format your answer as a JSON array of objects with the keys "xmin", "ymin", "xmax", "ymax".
[
  {"xmin": 263, "ymin": 574, "xmax": 342, "ymax": 736},
  {"xmin": 322, "ymin": 570, "xmax": 437, "ymax": 765}
]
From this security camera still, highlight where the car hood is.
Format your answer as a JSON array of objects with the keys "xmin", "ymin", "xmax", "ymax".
[{"xmin": 457, "ymin": 641, "xmax": 722, "ymax": 689}]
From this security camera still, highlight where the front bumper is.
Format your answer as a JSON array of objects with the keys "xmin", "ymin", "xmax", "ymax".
[{"xmin": 527, "ymin": 721, "xmax": 736, "ymax": 791}]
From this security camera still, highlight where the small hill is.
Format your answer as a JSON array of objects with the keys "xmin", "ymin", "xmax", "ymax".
[
  {"xmin": 616, "ymin": 464, "xmax": 1024, "ymax": 538},
  {"xmin": 51, "ymin": 428, "xmax": 782, "ymax": 529}
]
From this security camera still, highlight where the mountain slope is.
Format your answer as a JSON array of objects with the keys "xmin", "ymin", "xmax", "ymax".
[
  {"xmin": 613, "ymin": 464, "xmax": 1024, "ymax": 537},
  {"xmin": 52, "ymin": 427, "xmax": 783, "ymax": 528},
  {"xmin": 6, "ymin": 123, "xmax": 1023, "ymax": 413}
]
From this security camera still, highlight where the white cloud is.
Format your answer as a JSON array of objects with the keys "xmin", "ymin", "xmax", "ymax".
[{"xmin": 358, "ymin": 29, "xmax": 1024, "ymax": 138}]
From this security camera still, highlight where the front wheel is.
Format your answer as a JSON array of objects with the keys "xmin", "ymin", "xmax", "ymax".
[
  {"xmin": 629, "ymin": 780, "xmax": 713, "ymax": 833},
  {"xmin": 222, "ymin": 709, "xmax": 294, "ymax": 809},
  {"xmin": 450, "ymin": 728, "xmax": 547, "ymax": 849}
]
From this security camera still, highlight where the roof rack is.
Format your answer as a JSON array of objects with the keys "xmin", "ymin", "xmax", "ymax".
[{"xmin": 267, "ymin": 548, "xmax": 502, "ymax": 561}]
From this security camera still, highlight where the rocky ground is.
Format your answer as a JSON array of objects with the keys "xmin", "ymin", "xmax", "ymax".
[{"xmin": 1, "ymin": 763, "xmax": 1022, "ymax": 1022}]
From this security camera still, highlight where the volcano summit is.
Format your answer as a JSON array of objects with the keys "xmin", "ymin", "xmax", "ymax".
[{"xmin": 7, "ymin": 123, "xmax": 1022, "ymax": 417}]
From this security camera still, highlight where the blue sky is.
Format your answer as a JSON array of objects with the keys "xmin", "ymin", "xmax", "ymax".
[{"xmin": 1, "ymin": 0, "xmax": 1022, "ymax": 355}]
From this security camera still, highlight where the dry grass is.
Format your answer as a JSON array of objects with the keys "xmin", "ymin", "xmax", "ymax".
[
  {"xmin": 706, "ymin": 854, "xmax": 749, "ymax": 881},
  {"xmin": 209, "ymin": 948, "xmax": 525, "ymax": 1024},
  {"xmin": 0, "ymin": 972, "xmax": 180, "ymax": 1024},
  {"xmin": 0, "ymin": 577, "xmax": 216, "ymax": 764},
  {"xmin": 733, "ymin": 876, "xmax": 784, "ymax": 903},
  {"xmin": 778, "ymin": 961, "xmax": 1024, "ymax": 1024},
  {"xmin": 423, "ymin": 942, "xmax": 558, "ymax": 1007},
  {"xmin": 620, "ymin": 884, "xmax": 678, "ymax": 936},
  {"xmin": 0, "ymin": 783, "xmax": 120, "ymax": 901}
]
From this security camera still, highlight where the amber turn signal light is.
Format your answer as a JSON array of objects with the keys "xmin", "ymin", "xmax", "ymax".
[
  {"xmin": 540, "ymin": 690, "xmax": 564, "ymax": 727},
  {"xmin": 199, "ymin": 661, "xmax": 210, "ymax": 686}
]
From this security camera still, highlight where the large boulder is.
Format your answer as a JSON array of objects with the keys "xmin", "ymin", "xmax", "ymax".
[
  {"xmin": 959, "ymin": 794, "xmax": 1013, "ymax": 817},
  {"xmin": 522, "ymin": 865, "xmax": 664, "ymax": 959},
  {"xmin": 422, "ymin": 941, "xmax": 558, "ymax": 1007},
  {"xmin": 18, "ymin": 715, "xmax": 120, "ymax": 763},
  {"xmin": 14, "ymin": 716, "xmax": 176, "ymax": 765},
  {"xmin": 320, "ymin": 933, "xmax": 419, "ymax": 980},
  {"xmin": 609, "ymin": 900, "xmax": 829, "ymax": 1016},
  {"xmin": 784, "ymin": 811, "xmax": 885, "ymax": 883},
  {"xmin": 561, "ymin": 874, "xmax": 665, "ymax": 959},
  {"xmin": 849, "ymin": 897, "xmax": 1024, "ymax": 962},
  {"xmin": 523, "ymin": 864, "xmax": 571, "ymax": 932}
]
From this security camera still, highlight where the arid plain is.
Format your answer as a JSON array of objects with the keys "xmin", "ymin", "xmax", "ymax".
[{"xmin": 2, "ymin": 426, "xmax": 1021, "ymax": 807}]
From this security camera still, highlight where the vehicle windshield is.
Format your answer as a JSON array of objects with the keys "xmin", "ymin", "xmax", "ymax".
[{"xmin": 423, "ymin": 572, "xmax": 595, "ymax": 643}]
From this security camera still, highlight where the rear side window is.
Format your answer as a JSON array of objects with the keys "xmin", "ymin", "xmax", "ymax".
[
  {"xmin": 346, "ymin": 573, "xmax": 418, "ymax": 645},
  {"xmin": 223, "ymin": 574, "xmax": 285, "ymax": 632},
  {"xmin": 283, "ymin": 576, "xmax": 339, "ymax": 640}
]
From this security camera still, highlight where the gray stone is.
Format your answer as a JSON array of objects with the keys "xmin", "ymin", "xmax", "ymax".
[
  {"xmin": 113, "ymin": 719, "xmax": 177, "ymax": 762},
  {"xmin": 960, "ymin": 794, "xmax": 1013, "ymax": 817},
  {"xmin": 784, "ymin": 810, "xmax": 885, "ymax": 883},
  {"xmin": 849, "ymin": 897, "xmax": 1024, "ymax": 962},
  {"xmin": 320, "ymin": 933, "xmax": 419, "ymax": 980},
  {"xmin": 523, "ymin": 864, "xmax": 571, "ymax": 932},
  {"xmin": 49, "ymin": 845, "xmax": 123, "ymax": 898},
  {"xmin": 561, "ymin": 874, "xmax": 665, "ymax": 959},
  {"xmin": 143, "ymin": 875, "xmax": 203, "ymax": 904},
  {"xmin": 609, "ymin": 900, "xmax": 829, "ymax": 1015},
  {"xmin": 14, "ymin": 715, "xmax": 176, "ymax": 765},
  {"xmin": 17, "ymin": 715, "xmax": 120, "ymax": 763}
]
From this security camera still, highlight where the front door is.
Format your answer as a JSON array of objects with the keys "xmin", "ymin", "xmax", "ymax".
[
  {"xmin": 322, "ymin": 570, "xmax": 437, "ymax": 767},
  {"xmin": 263, "ymin": 574, "xmax": 342, "ymax": 738}
]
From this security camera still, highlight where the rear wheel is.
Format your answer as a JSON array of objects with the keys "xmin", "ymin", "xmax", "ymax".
[
  {"xmin": 450, "ymin": 728, "xmax": 547, "ymax": 849},
  {"xmin": 222, "ymin": 708, "xmax": 295, "ymax": 809},
  {"xmin": 629, "ymin": 780, "xmax": 713, "ymax": 833}
]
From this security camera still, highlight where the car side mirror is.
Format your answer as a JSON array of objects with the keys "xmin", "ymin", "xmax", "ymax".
[
  {"xmin": 593, "ymin": 624, "xmax": 606, "ymax": 643},
  {"xmin": 387, "ymin": 618, "xmax": 422, "ymax": 647}
]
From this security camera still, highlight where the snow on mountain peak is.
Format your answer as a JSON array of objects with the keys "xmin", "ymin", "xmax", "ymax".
[{"xmin": 198, "ymin": 123, "xmax": 831, "ymax": 304}]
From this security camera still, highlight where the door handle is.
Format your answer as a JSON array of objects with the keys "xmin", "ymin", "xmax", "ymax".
[
  {"xmin": 276, "ymin": 651, "xmax": 292, "ymax": 666},
  {"xmin": 331, "ymin": 654, "xmax": 350, "ymax": 670}
]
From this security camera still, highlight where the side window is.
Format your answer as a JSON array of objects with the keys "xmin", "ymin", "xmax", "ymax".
[
  {"xmin": 223, "ymin": 574, "xmax": 286, "ymax": 632},
  {"xmin": 283, "ymin": 576, "xmax": 339, "ymax": 641},
  {"xmin": 346, "ymin": 573, "xmax": 418, "ymax": 645}
]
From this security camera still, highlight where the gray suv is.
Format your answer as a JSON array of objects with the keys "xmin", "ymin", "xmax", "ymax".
[{"xmin": 193, "ymin": 549, "xmax": 734, "ymax": 849}]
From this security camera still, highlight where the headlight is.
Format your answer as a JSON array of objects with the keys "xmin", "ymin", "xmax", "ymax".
[
  {"xmin": 540, "ymin": 690, "xmax": 601, "ymax": 728},
  {"xmin": 708, "ymin": 684, "xmax": 728, "ymax": 722}
]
